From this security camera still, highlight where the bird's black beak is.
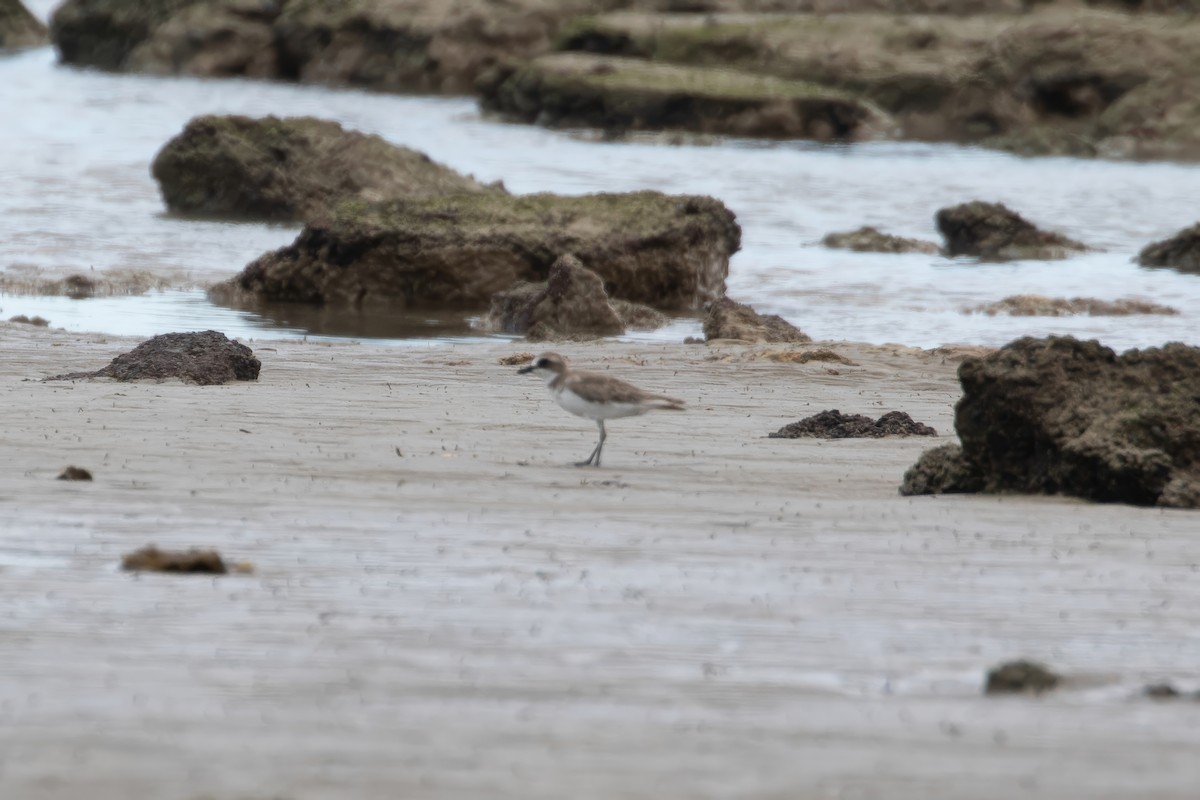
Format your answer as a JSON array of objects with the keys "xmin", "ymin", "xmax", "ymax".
[{"xmin": 518, "ymin": 365, "xmax": 535, "ymax": 374}]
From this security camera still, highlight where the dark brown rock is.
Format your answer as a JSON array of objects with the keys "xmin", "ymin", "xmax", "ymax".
[
  {"xmin": 50, "ymin": 0, "xmax": 597, "ymax": 91},
  {"xmin": 51, "ymin": 0, "xmax": 205, "ymax": 70},
  {"xmin": 822, "ymin": 226, "xmax": 939, "ymax": 255},
  {"xmin": 703, "ymin": 298, "xmax": 810, "ymax": 343},
  {"xmin": 152, "ymin": 115, "xmax": 497, "ymax": 222},
  {"xmin": 0, "ymin": 0, "xmax": 47, "ymax": 48},
  {"xmin": 899, "ymin": 443, "xmax": 984, "ymax": 496},
  {"xmin": 121, "ymin": 545, "xmax": 227, "ymax": 574},
  {"xmin": 936, "ymin": 201, "xmax": 1089, "ymax": 261},
  {"xmin": 49, "ymin": 330, "xmax": 261, "ymax": 385},
  {"xmin": 985, "ymin": 660, "xmax": 1061, "ymax": 695},
  {"xmin": 901, "ymin": 336, "xmax": 1200, "ymax": 508},
  {"xmin": 770, "ymin": 409, "xmax": 937, "ymax": 439},
  {"xmin": 1137, "ymin": 222, "xmax": 1200, "ymax": 273},
  {"xmin": 212, "ymin": 192, "xmax": 739, "ymax": 312},
  {"xmin": 484, "ymin": 254, "xmax": 625, "ymax": 339}
]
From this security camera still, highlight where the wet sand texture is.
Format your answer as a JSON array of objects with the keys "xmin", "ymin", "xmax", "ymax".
[{"xmin": 3, "ymin": 323, "xmax": 1200, "ymax": 799}]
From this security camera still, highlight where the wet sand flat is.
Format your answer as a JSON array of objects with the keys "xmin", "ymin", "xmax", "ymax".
[{"xmin": 2, "ymin": 323, "xmax": 1199, "ymax": 800}]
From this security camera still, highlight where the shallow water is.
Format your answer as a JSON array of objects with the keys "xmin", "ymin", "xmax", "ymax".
[{"xmin": 3, "ymin": 9, "xmax": 1200, "ymax": 350}]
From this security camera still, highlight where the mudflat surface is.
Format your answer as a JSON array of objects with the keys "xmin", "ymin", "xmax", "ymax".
[{"xmin": 2, "ymin": 323, "xmax": 1199, "ymax": 800}]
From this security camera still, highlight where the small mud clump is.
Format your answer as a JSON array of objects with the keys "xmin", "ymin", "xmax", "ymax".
[
  {"xmin": 985, "ymin": 660, "xmax": 1061, "ymax": 695},
  {"xmin": 49, "ymin": 330, "xmax": 260, "ymax": 385},
  {"xmin": 498, "ymin": 352, "xmax": 534, "ymax": 366},
  {"xmin": 121, "ymin": 545, "xmax": 228, "ymax": 574},
  {"xmin": 1144, "ymin": 683, "xmax": 1183, "ymax": 699},
  {"xmin": 771, "ymin": 410, "xmax": 937, "ymax": 439},
  {"xmin": 10, "ymin": 314, "xmax": 49, "ymax": 326},
  {"xmin": 57, "ymin": 466, "xmax": 93, "ymax": 481}
]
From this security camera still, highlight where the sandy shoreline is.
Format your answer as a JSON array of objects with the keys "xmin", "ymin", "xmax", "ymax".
[{"xmin": 2, "ymin": 321, "xmax": 1199, "ymax": 799}]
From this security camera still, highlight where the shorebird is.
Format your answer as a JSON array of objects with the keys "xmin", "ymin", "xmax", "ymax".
[{"xmin": 518, "ymin": 352, "xmax": 685, "ymax": 467}]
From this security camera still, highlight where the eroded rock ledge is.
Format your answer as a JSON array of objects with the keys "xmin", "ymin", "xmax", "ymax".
[{"xmin": 211, "ymin": 191, "xmax": 740, "ymax": 312}]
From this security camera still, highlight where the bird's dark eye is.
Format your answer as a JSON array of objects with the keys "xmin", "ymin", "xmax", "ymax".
[{"xmin": 537, "ymin": 359, "xmax": 549, "ymax": 368}]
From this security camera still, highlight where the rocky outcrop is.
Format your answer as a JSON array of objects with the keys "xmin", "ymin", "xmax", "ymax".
[
  {"xmin": 822, "ymin": 226, "xmax": 939, "ymax": 254},
  {"xmin": 48, "ymin": 0, "xmax": 606, "ymax": 90},
  {"xmin": 151, "ymin": 115, "xmax": 496, "ymax": 221},
  {"xmin": 481, "ymin": 52, "xmax": 895, "ymax": 141},
  {"xmin": 557, "ymin": 8, "xmax": 1200, "ymax": 161},
  {"xmin": 0, "ymin": 0, "xmax": 47, "ymax": 48},
  {"xmin": 703, "ymin": 298, "xmax": 810, "ymax": 343},
  {"xmin": 272, "ymin": 0, "xmax": 585, "ymax": 95},
  {"xmin": 51, "ymin": 0, "xmax": 206, "ymax": 70},
  {"xmin": 212, "ymin": 191, "xmax": 739, "ymax": 312},
  {"xmin": 48, "ymin": 330, "xmax": 261, "ymax": 385},
  {"xmin": 901, "ymin": 336, "xmax": 1200, "ymax": 508},
  {"xmin": 483, "ymin": 254, "xmax": 624, "ymax": 339},
  {"xmin": 770, "ymin": 410, "xmax": 937, "ymax": 439},
  {"xmin": 1137, "ymin": 223, "xmax": 1200, "ymax": 273},
  {"xmin": 936, "ymin": 201, "xmax": 1089, "ymax": 260},
  {"xmin": 969, "ymin": 295, "xmax": 1178, "ymax": 316}
]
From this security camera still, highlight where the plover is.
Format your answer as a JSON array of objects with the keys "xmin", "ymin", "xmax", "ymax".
[{"xmin": 518, "ymin": 352, "xmax": 685, "ymax": 467}]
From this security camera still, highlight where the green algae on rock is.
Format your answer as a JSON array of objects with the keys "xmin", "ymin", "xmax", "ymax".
[
  {"xmin": 481, "ymin": 52, "xmax": 895, "ymax": 141},
  {"xmin": 152, "ymin": 115, "xmax": 499, "ymax": 222},
  {"xmin": 212, "ymin": 191, "xmax": 740, "ymax": 312}
]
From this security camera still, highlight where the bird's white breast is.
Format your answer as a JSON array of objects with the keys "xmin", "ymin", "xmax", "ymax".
[{"xmin": 553, "ymin": 387, "xmax": 647, "ymax": 420}]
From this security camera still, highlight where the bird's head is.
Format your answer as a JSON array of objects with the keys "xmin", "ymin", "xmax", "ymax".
[{"xmin": 518, "ymin": 352, "xmax": 568, "ymax": 384}]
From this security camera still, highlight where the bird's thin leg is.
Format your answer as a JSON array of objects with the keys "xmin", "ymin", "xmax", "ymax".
[{"xmin": 575, "ymin": 420, "xmax": 606, "ymax": 468}]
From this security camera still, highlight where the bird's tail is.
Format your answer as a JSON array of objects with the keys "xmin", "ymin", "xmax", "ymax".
[{"xmin": 650, "ymin": 395, "xmax": 686, "ymax": 411}]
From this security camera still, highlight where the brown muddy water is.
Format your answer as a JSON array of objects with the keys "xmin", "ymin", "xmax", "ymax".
[{"xmin": 3, "ymin": 7, "xmax": 1200, "ymax": 349}]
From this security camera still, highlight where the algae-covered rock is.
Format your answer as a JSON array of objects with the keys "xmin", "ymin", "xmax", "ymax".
[
  {"xmin": 49, "ymin": 0, "xmax": 597, "ymax": 87},
  {"xmin": 124, "ymin": 0, "xmax": 282, "ymax": 77},
  {"xmin": 482, "ymin": 52, "xmax": 895, "ymax": 141},
  {"xmin": 936, "ymin": 201, "xmax": 1089, "ymax": 261},
  {"xmin": 483, "ymin": 254, "xmax": 625, "ymax": 340},
  {"xmin": 214, "ymin": 191, "xmax": 740, "ymax": 312},
  {"xmin": 822, "ymin": 226, "xmax": 939, "ymax": 255},
  {"xmin": 1137, "ymin": 222, "xmax": 1200, "ymax": 273},
  {"xmin": 273, "ymin": 0, "xmax": 578, "ymax": 95},
  {"xmin": 901, "ymin": 336, "xmax": 1200, "ymax": 508},
  {"xmin": 151, "ymin": 115, "xmax": 497, "ymax": 221},
  {"xmin": 703, "ymin": 297, "xmax": 810, "ymax": 343},
  {"xmin": 556, "ymin": 9, "xmax": 1200, "ymax": 161},
  {"xmin": 0, "ymin": 0, "xmax": 47, "ymax": 49},
  {"xmin": 51, "ymin": 0, "xmax": 205, "ymax": 70},
  {"xmin": 969, "ymin": 295, "xmax": 1178, "ymax": 317}
]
